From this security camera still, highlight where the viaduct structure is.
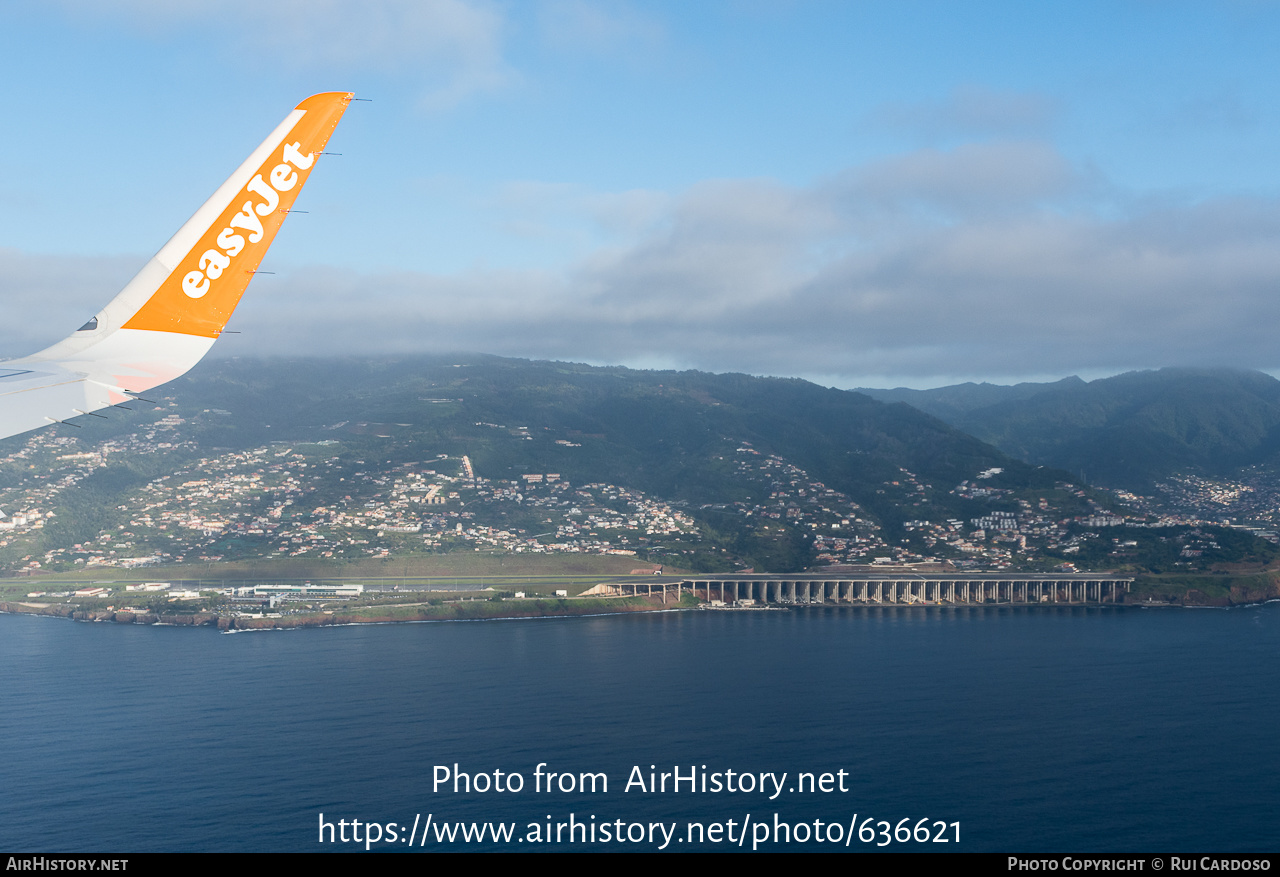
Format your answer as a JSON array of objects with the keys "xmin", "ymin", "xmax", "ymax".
[{"xmin": 604, "ymin": 572, "xmax": 1133, "ymax": 605}]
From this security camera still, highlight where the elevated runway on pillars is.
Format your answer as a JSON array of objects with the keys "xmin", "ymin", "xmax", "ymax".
[{"xmin": 595, "ymin": 572, "xmax": 1134, "ymax": 606}]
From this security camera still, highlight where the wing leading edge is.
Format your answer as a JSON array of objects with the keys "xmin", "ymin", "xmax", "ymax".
[{"xmin": 0, "ymin": 91, "xmax": 354, "ymax": 440}]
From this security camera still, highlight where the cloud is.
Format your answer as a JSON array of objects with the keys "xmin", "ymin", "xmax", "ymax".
[
  {"xmin": 42, "ymin": 0, "xmax": 515, "ymax": 109},
  {"xmin": 231, "ymin": 147, "xmax": 1280, "ymax": 385},
  {"xmin": 12, "ymin": 140, "xmax": 1280, "ymax": 388},
  {"xmin": 0, "ymin": 248, "xmax": 136, "ymax": 359},
  {"xmin": 537, "ymin": 0, "xmax": 666, "ymax": 57},
  {"xmin": 832, "ymin": 141, "xmax": 1089, "ymax": 218},
  {"xmin": 873, "ymin": 85, "xmax": 1061, "ymax": 141},
  {"xmin": 1167, "ymin": 87, "xmax": 1259, "ymax": 133}
]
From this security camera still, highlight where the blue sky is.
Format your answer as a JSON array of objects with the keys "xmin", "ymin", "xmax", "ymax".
[{"xmin": 4, "ymin": 0, "xmax": 1280, "ymax": 387}]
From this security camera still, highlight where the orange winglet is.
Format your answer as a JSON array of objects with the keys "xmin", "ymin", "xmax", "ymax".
[{"xmin": 122, "ymin": 92, "xmax": 353, "ymax": 337}]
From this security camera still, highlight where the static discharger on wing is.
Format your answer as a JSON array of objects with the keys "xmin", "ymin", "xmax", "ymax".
[{"xmin": 0, "ymin": 92, "xmax": 356, "ymax": 440}]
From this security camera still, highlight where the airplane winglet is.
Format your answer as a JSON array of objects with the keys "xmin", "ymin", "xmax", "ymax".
[
  {"xmin": 0, "ymin": 92, "xmax": 355, "ymax": 441},
  {"xmin": 120, "ymin": 91, "xmax": 354, "ymax": 338}
]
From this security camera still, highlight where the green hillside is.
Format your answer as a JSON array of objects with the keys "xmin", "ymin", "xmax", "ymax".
[
  {"xmin": 863, "ymin": 368, "xmax": 1280, "ymax": 490},
  {"xmin": 0, "ymin": 355, "xmax": 1074, "ymax": 574}
]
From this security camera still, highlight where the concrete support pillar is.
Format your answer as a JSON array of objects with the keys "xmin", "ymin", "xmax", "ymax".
[{"xmin": 665, "ymin": 577, "xmax": 1119, "ymax": 608}]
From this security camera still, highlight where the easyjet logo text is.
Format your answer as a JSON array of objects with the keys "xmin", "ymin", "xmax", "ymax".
[{"xmin": 180, "ymin": 141, "xmax": 314, "ymax": 299}]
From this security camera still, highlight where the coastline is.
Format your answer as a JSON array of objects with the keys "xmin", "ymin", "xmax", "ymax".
[
  {"xmin": 0, "ymin": 595, "xmax": 695, "ymax": 630},
  {"xmin": 5, "ymin": 589, "xmax": 1279, "ymax": 631}
]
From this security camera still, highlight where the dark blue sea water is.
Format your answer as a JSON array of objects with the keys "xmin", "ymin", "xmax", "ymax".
[{"xmin": 1, "ymin": 603, "xmax": 1278, "ymax": 853}]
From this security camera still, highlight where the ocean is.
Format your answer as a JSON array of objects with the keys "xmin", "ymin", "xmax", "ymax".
[{"xmin": 2, "ymin": 602, "xmax": 1278, "ymax": 852}]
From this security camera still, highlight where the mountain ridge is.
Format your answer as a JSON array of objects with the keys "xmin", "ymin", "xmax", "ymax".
[{"xmin": 860, "ymin": 367, "xmax": 1280, "ymax": 489}]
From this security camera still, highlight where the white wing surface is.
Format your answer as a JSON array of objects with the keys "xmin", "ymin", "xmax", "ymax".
[{"xmin": 0, "ymin": 92, "xmax": 354, "ymax": 440}]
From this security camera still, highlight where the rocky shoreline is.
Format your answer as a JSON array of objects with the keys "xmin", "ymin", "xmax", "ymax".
[
  {"xmin": 0, "ymin": 597, "xmax": 686, "ymax": 630},
  {"xmin": 1128, "ymin": 573, "xmax": 1280, "ymax": 607},
  {"xmin": 5, "ymin": 585, "xmax": 1280, "ymax": 631}
]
